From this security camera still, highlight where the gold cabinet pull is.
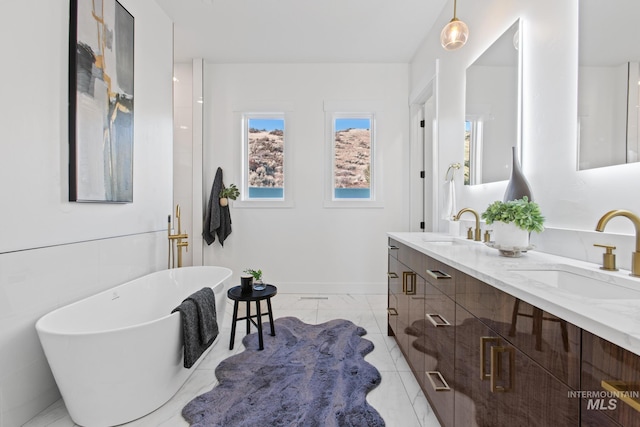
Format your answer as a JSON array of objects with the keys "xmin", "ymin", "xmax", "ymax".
[
  {"xmin": 480, "ymin": 336, "xmax": 502, "ymax": 380},
  {"xmin": 387, "ymin": 272, "xmax": 398, "ymax": 279},
  {"xmin": 407, "ymin": 272, "xmax": 416, "ymax": 294},
  {"xmin": 490, "ymin": 346, "xmax": 515, "ymax": 393},
  {"xmin": 601, "ymin": 380, "xmax": 640, "ymax": 412},
  {"xmin": 387, "ymin": 308, "xmax": 398, "ymax": 316},
  {"xmin": 426, "ymin": 269, "xmax": 452, "ymax": 280},
  {"xmin": 426, "ymin": 371, "xmax": 451, "ymax": 391},
  {"xmin": 402, "ymin": 271, "xmax": 416, "ymax": 295},
  {"xmin": 426, "ymin": 313, "xmax": 451, "ymax": 327}
]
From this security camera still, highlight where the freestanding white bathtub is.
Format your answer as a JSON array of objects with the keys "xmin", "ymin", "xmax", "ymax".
[{"xmin": 35, "ymin": 266, "xmax": 231, "ymax": 427}]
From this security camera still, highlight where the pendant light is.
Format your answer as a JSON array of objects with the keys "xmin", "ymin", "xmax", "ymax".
[{"xmin": 440, "ymin": 0, "xmax": 469, "ymax": 51}]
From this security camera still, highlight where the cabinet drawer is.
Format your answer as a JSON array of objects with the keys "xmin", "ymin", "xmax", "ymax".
[
  {"xmin": 418, "ymin": 280, "xmax": 456, "ymax": 426},
  {"xmin": 424, "ymin": 256, "xmax": 456, "ymax": 299},
  {"xmin": 387, "ymin": 255, "xmax": 407, "ymax": 338},
  {"xmin": 395, "ymin": 241, "xmax": 426, "ymax": 278},
  {"xmin": 388, "ymin": 238, "xmax": 401, "ymax": 260},
  {"xmin": 456, "ymin": 271, "xmax": 581, "ymax": 390},
  {"xmin": 582, "ymin": 331, "xmax": 640, "ymax": 427},
  {"xmin": 396, "ymin": 242, "xmax": 457, "ymax": 298},
  {"xmin": 454, "ymin": 305, "xmax": 579, "ymax": 427},
  {"xmin": 406, "ymin": 277, "xmax": 427, "ymax": 389}
]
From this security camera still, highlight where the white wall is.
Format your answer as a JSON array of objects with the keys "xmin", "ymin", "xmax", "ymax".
[
  {"xmin": 1, "ymin": 0, "xmax": 173, "ymax": 253},
  {"xmin": 411, "ymin": 0, "xmax": 640, "ymax": 270},
  {"xmin": 173, "ymin": 62, "xmax": 195, "ymax": 266},
  {"xmin": 173, "ymin": 60, "xmax": 206, "ymax": 267},
  {"xmin": 0, "ymin": 1, "xmax": 173, "ymax": 425},
  {"xmin": 202, "ymin": 63, "xmax": 410, "ymax": 293}
]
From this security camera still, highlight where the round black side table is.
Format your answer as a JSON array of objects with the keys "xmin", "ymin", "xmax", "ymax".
[{"xmin": 227, "ymin": 284, "xmax": 277, "ymax": 351}]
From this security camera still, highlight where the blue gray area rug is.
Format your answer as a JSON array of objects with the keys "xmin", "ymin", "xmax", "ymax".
[{"xmin": 182, "ymin": 317, "xmax": 385, "ymax": 427}]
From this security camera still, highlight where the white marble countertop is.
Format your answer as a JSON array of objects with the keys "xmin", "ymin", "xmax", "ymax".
[{"xmin": 388, "ymin": 231, "xmax": 640, "ymax": 357}]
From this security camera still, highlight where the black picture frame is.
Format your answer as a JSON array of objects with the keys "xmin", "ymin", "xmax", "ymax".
[{"xmin": 69, "ymin": 0, "xmax": 134, "ymax": 202}]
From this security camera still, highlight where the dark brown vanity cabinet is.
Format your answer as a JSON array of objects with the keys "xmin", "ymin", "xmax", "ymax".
[
  {"xmin": 388, "ymin": 239, "xmax": 455, "ymax": 426},
  {"xmin": 456, "ymin": 272, "xmax": 582, "ymax": 390},
  {"xmin": 455, "ymin": 270, "xmax": 580, "ymax": 426},
  {"xmin": 581, "ymin": 331, "xmax": 640, "ymax": 427},
  {"xmin": 386, "ymin": 238, "xmax": 594, "ymax": 426}
]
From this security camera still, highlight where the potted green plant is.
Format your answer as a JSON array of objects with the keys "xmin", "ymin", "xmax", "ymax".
[
  {"xmin": 481, "ymin": 196, "xmax": 544, "ymax": 248},
  {"xmin": 243, "ymin": 268, "xmax": 265, "ymax": 290},
  {"xmin": 219, "ymin": 184, "xmax": 240, "ymax": 207}
]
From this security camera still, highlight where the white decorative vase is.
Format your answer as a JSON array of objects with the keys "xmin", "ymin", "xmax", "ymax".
[{"xmin": 492, "ymin": 222, "xmax": 529, "ymax": 248}]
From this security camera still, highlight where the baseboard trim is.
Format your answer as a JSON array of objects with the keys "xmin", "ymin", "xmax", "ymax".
[{"xmin": 265, "ymin": 282, "xmax": 387, "ymax": 295}]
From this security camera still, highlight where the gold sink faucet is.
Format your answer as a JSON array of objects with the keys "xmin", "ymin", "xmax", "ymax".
[
  {"xmin": 454, "ymin": 207, "xmax": 482, "ymax": 241},
  {"xmin": 168, "ymin": 204, "xmax": 189, "ymax": 268},
  {"xmin": 595, "ymin": 209, "xmax": 640, "ymax": 277}
]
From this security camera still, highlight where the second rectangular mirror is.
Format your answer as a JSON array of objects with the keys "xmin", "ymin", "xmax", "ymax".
[
  {"xmin": 578, "ymin": 0, "xmax": 640, "ymax": 170},
  {"xmin": 465, "ymin": 20, "xmax": 521, "ymax": 185}
]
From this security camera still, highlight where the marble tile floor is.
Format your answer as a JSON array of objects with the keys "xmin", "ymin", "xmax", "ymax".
[{"xmin": 25, "ymin": 293, "xmax": 441, "ymax": 427}]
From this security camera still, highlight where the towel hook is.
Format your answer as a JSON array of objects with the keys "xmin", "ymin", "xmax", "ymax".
[{"xmin": 445, "ymin": 163, "xmax": 461, "ymax": 182}]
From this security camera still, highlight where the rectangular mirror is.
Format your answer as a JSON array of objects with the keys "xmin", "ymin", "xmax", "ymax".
[
  {"xmin": 465, "ymin": 20, "xmax": 521, "ymax": 185},
  {"xmin": 578, "ymin": 0, "xmax": 640, "ymax": 170}
]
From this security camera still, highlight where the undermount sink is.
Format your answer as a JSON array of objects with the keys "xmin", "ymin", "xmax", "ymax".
[
  {"xmin": 422, "ymin": 240, "xmax": 457, "ymax": 245},
  {"xmin": 420, "ymin": 236, "xmax": 474, "ymax": 246},
  {"xmin": 508, "ymin": 268, "xmax": 640, "ymax": 300}
]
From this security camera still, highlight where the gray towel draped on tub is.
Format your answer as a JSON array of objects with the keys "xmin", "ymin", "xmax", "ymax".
[
  {"xmin": 203, "ymin": 167, "xmax": 232, "ymax": 246},
  {"xmin": 172, "ymin": 287, "xmax": 219, "ymax": 369}
]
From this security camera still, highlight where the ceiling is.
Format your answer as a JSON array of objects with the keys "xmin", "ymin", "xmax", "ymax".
[{"xmin": 155, "ymin": 0, "xmax": 449, "ymax": 63}]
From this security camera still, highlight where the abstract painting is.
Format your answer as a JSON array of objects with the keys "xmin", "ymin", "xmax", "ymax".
[{"xmin": 69, "ymin": 0, "xmax": 134, "ymax": 202}]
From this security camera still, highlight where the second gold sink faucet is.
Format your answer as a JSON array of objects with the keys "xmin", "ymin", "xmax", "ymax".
[
  {"xmin": 595, "ymin": 209, "xmax": 640, "ymax": 277},
  {"xmin": 454, "ymin": 207, "xmax": 482, "ymax": 241}
]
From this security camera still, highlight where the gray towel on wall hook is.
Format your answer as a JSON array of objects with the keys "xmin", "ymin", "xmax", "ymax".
[{"xmin": 203, "ymin": 167, "xmax": 232, "ymax": 246}]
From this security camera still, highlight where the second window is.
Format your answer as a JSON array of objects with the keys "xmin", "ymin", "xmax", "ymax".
[{"xmin": 331, "ymin": 114, "xmax": 374, "ymax": 200}]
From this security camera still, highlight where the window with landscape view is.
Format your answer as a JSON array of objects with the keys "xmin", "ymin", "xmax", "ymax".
[
  {"xmin": 243, "ymin": 116, "xmax": 285, "ymax": 200},
  {"xmin": 332, "ymin": 115, "xmax": 373, "ymax": 200}
]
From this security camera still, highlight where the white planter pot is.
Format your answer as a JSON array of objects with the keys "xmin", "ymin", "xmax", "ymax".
[{"xmin": 491, "ymin": 222, "xmax": 529, "ymax": 248}]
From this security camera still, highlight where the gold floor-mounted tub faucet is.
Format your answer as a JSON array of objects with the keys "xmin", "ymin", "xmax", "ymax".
[
  {"xmin": 168, "ymin": 204, "xmax": 189, "ymax": 268},
  {"xmin": 595, "ymin": 209, "xmax": 640, "ymax": 277}
]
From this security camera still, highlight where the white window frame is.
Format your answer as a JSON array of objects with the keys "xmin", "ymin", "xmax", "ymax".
[
  {"xmin": 323, "ymin": 100, "xmax": 383, "ymax": 208},
  {"xmin": 233, "ymin": 111, "xmax": 294, "ymax": 208},
  {"xmin": 465, "ymin": 117, "xmax": 484, "ymax": 185}
]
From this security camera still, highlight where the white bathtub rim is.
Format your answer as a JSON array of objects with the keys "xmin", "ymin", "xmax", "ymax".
[{"xmin": 35, "ymin": 265, "xmax": 232, "ymax": 337}]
